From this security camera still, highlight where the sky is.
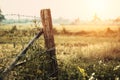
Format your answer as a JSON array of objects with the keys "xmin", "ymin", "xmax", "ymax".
[{"xmin": 0, "ymin": 0, "xmax": 120, "ymax": 20}]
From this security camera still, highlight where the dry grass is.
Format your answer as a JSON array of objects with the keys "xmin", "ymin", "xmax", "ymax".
[
  {"xmin": 0, "ymin": 24, "xmax": 120, "ymax": 79},
  {"xmin": 53, "ymin": 24, "xmax": 119, "ymax": 32},
  {"xmin": 56, "ymin": 36, "xmax": 120, "ymax": 62}
]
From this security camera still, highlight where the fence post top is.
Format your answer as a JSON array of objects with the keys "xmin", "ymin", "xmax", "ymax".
[{"xmin": 41, "ymin": 9, "xmax": 51, "ymax": 11}]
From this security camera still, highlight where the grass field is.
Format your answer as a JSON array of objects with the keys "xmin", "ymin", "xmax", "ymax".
[{"xmin": 0, "ymin": 24, "xmax": 120, "ymax": 80}]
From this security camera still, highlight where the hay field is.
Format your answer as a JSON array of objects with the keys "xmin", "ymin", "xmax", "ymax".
[{"xmin": 0, "ymin": 24, "xmax": 120, "ymax": 80}]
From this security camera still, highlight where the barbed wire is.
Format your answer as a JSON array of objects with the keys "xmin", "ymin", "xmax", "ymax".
[
  {"xmin": 1, "ymin": 14, "xmax": 41, "ymax": 25},
  {"xmin": 4, "ymin": 14, "xmax": 40, "ymax": 19},
  {"xmin": 1, "ymin": 13, "xmax": 58, "ymax": 79}
]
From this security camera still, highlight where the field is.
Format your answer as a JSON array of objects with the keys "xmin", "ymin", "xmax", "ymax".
[{"xmin": 0, "ymin": 24, "xmax": 120, "ymax": 80}]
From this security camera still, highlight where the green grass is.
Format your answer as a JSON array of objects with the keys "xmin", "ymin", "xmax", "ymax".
[{"xmin": 0, "ymin": 26, "xmax": 120, "ymax": 80}]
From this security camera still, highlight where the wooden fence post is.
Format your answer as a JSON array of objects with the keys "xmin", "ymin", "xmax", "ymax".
[{"xmin": 40, "ymin": 9, "xmax": 58, "ymax": 79}]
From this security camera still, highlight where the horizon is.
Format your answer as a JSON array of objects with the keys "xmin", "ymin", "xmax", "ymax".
[{"xmin": 0, "ymin": 0, "xmax": 120, "ymax": 20}]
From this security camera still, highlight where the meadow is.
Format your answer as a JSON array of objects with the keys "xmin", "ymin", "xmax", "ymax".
[{"xmin": 0, "ymin": 24, "xmax": 120, "ymax": 80}]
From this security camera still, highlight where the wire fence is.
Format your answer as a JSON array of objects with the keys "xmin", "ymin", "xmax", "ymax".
[
  {"xmin": 1, "ymin": 14, "xmax": 41, "ymax": 25},
  {"xmin": 0, "ymin": 13, "xmax": 43, "ymax": 45},
  {"xmin": 5, "ymin": 14, "xmax": 40, "ymax": 18},
  {"xmin": 0, "ymin": 10, "xmax": 58, "ymax": 79}
]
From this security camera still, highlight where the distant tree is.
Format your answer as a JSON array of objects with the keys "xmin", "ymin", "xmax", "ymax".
[
  {"xmin": 0, "ymin": 9, "xmax": 5, "ymax": 22},
  {"xmin": 106, "ymin": 27, "xmax": 114, "ymax": 34},
  {"xmin": 114, "ymin": 17, "xmax": 120, "ymax": 23}
]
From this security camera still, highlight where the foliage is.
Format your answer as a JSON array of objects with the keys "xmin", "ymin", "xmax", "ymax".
[
  {"xmin": 0, "ymin": 9, "xmax": 5, "ymax": 22},
  {"xmin": 0, "ymin": 28, "xmax": 120, "ymax": 80}
]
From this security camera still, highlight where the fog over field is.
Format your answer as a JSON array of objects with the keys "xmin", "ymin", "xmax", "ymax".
[{"xmin": 0, "ymin": 0, "xmax": 120, "ymax": 80}]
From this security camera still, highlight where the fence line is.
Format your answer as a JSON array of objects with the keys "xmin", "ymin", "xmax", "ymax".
[
  {"xmin": 4, "ymin": 14, "xmax": 40, "ymax": 19},
  {"xmin": 1, "ymin": 29, "xmax": 43, "ymax": 78},
  {"xmin": 0, "ymin": 9, "xmax": 58, "ymax": 80},
  {"xmin": 1, "ymin": 14, "xmax": 41, "ymax": 24}
]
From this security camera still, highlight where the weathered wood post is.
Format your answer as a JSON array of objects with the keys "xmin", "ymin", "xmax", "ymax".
[{"xmin": 40, "ymin": 9, "xmax": 58, "ymax": 79}]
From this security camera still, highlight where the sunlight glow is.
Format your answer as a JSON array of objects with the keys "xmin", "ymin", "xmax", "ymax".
[
  {"xmin": 86, "ymin": 0, "xmax": 107, "ymax": 16},
  {"xmin": 1, "ymin": 0, "xmax": 120, "ymax": 20}
]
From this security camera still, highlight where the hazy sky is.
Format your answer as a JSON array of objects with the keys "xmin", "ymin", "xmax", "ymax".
[{"xmin": 0, "ymin": 0, "xmax": 120, "ymax": 20}]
